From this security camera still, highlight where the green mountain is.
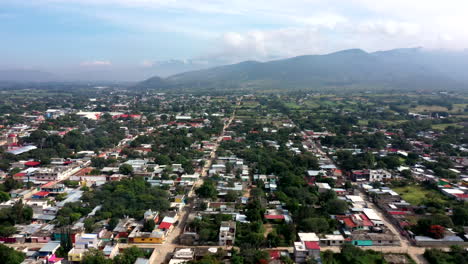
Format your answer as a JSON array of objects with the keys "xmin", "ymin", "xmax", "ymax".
[{"xmin": 136, "ymin": 48, "xmax": 467, "ymax": 92}]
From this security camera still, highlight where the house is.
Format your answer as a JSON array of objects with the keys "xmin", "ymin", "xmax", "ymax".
[
  {"xmin": 143, "ymin": 209, "xmax": 160, "ymax": 223},
  {"xmin": 75, "ymin": 233, "xmax": 100, "ymax": 249},
  {"xmin": 369, "ymin": 169, "xmax": 392, "ymax": 182},
  {"xmin": 316, "ymin": 182, "xmax": 331, "ymax": 193},
  {"xmin": 38, "ymin": 241, "xmax": 61, "ymax": 257},
  {"xmin": 158, "ymin": 216, "xmax": 176, "ymax": 232},
  {"xmin": 294, "ymin": 233, "xmax": 320, "ymax": 263},
  {"xmin": 34, "ymin": 166, "xmax": 80, "ymax": 182},
  {"xmin": 351, "ymin": 169, "xmax": 392, "ymax": 182},
  {"xmin": 68, "ymin": 248, "xmax": 88, "ymax": 263},
  {"xmin": 103, "ymin": 244, "xmax": 119, "ymax": 259},
  {"xmin": 320, "ymin": 234, "xmax": 345, "ymax": 246},
  {"xmin": 130, "ymin": 230, "xmax": 165, "ymax": 244},
  {"xmin": 219, "ymin": 221, "xmax": 236, "ymax": 246},
  {"xmin": 174, "ymin": 195, "xmax": 185, "ymax": 203}
]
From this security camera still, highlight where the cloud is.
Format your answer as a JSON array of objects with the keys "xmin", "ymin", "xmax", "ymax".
[
  {"xmin": 80, "ymin": 60, "xmax": 112, "ymax": 66},
  {"xmin": 141, "ymin": 60, "xmax": 154, "ymax": 67},
  {"xmin": 209, "ymin": 19, "xmax": 427, "ymax": 62},
  {"xmin": 7, "ymin": 0, "xmax": 468, "ymax": 63}
]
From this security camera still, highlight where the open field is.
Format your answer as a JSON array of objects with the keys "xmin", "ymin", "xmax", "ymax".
[
  {"xmin": 410, "ymin": 105, "xmax": 449, "ymax": 113},
  {"xmin": 392, "ymin": 185, "xmax": 447, "ymax": 206},
  {"xmin": 431, "ymin": 123, "xmax": 463, "ymax": 130}
]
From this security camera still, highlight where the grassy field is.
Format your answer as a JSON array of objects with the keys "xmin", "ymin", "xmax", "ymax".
[
  {"xmin": 410, "ymin": 105, "xmax": 448, "ymax": 113},
  {"xmin": 392, "ymin": 185, "xmax": 447, "ymax": 206},
  {"xmin": 284, "ymin": 102, "xmax": 302, "ymax": 109},
  {"xmin": 431, "ymin": 123, "xmax": 463, "ymax": 130},
  {"xmin": 358, "ymin": 119, "xmax": 369, "ymax": 126},
  {"xmin": 451, "ymin": 103, "xmax": 467, "ymax": 113}
]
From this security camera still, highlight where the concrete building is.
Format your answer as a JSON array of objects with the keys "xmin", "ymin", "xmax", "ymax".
[
  {"xmin": 294, "ymin": 233, "xmax": 320, "ymax": 263},
  {"xmin": 218, "ymin": 221, "xmax": 236, "ymax": 246}
]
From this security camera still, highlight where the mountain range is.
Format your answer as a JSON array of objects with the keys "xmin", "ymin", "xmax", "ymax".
[{"xmin": 137, "ymin": 48, "xmax": 468, "ymax": 92}]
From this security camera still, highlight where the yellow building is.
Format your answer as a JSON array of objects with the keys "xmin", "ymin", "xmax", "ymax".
[
  {"xmin": 68, "ymin": 248, "xmax": 87, "ymax": 262},
  {"xmin": 130, "ymin": 230, "xmax": 165, "ymax": 244},
  {"xmin": 174, "ymin": 195, "xmax": 185, "ymax": 203}
]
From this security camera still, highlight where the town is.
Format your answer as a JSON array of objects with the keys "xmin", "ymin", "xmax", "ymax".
[{"xmin": 0, "ymin": 88, "xmax": 467, "ymax": 264}]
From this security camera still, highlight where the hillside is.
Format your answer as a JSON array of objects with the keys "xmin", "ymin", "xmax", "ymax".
[{"xmin": 136, "ymin": 48, "xmax": 468, "ymax": 92}]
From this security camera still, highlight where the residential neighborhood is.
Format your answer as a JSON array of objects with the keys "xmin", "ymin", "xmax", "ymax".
[{"xmin": 0, "ymin": 91, "xmax": 467, "ymax": 264}]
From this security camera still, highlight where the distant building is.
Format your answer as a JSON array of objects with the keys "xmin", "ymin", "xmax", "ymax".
[
  {"xmin": 294, "ymin": 233, "xmax": 320, "ymax": 263},
  {"xmin": 219, "ymin": 221, "xmax": 236, "ymax": 246}
]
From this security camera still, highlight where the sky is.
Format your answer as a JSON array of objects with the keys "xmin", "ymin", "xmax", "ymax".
[{"xmin": 2, "ymin": 0, "xmax": 468, "ymax": 80}]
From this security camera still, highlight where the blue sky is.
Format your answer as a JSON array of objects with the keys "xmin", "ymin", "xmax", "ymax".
[{"xmin": 2, "ymin": 0, "xmax": 468, "ymax": 80}]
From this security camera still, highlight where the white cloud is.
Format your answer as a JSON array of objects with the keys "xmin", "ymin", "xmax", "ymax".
[
  {"xmin": 80, "ymin": 60, "xmax": 112, "ymax": 66},
  {"xmin": 11, "ymin": 0, "xmax": 468, "ymax": 60},
  {"xmin": 141, "ymin": 60, "xmax": 154, "ymax": 67},
  {"xmin": 211, "ymin": 19, "xmax": 428, "ymax": 62}
]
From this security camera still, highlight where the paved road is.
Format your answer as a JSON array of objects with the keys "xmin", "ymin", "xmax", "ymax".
[
  {"xmin": 5, "ymin": 98, "xmax": 243, "ymax": 264},
  {"xmin": 150, "ymin": 97, "xmax": 241, "ymax": 264},
  {"xmin": 358, "ymin": 191, "xmax": 431, "ymax": 264},
  {"xmin": 303, "ymin": 131, "xmax": 432, "ymax": 264}
]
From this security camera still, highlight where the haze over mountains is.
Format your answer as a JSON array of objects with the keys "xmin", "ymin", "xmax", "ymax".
[
  {"xmin": 137, "ymin": 48, "xmax": 468, "ymax": 91},
  {"xmin": 2, "ymin": 48, "xmax": 468, "ymax": 91},
  {"xmin": 0, "ymin": 60, "xmax": 219, "ymax": 83},
  {"xmin": 0, "ymin": 69, "xmax": 58, "ymax": 82}
]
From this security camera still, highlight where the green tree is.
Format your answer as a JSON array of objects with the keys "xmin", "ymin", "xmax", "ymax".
[
  {"xmin": 0, "ymin": 191, "xmax": 10, "ymax": 202},
  {"xmin": 326, "ymin": 199, "xmax": 348, "ymax": 215},
  {"xmin": 0, "ymin": 225, "xmax": 17, "ymax": 237},
  {"xmin": 81, "ymin": 249, "xmax": 112, "ymax": 264},
  {"xmin": 300, "ymin": 217, "xmax": 330, "ymax": 233},
  {"xmin": 0, "ymin": 244, "xmax": 25, "ymax": 264},
  {"xmin": 142, "ymin": 220, "xmax": 155, "ymax": 232},
  {"xmin": 119, "ymin": 164, "xmax": 134, "ymax": 175},
  {"xmin": 113, "ymin": 246, "xmax": 147, "ymax": 264},
  {"xmin": 196, "ymin": 180, "xmax": 218, "ymax": 199}
]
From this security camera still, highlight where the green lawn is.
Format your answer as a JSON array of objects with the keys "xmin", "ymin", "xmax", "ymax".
[
  {"xmin": 431, "ymin": 123, "xmax": 463, "ymax": 130},
  {"xmin": 392, "ymin": 185, "xmax": 447, "ymax": 206},
  {"xmin": 410, "ymin": 105, "xmax": 448, "ymax": 113},
  {"xmin": 284, "ymin": 102, "xmax": 302, "ymax": 109},
  {"xmin": 358, "ymin": 120, "xmax": 368, "ymax": 126}
]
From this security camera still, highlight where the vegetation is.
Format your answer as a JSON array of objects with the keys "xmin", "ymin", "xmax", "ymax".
[
  {"xmin": 0, "ymin": 244, "xmax": 25, "ymax": 264},
  {"xmin": 424, "ymin": 246, "xmax": 468, "ymax": 264}
]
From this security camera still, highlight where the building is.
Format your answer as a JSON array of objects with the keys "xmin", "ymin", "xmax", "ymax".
[
  {"xmin": 294, "ymin": 233, "xmax": 320, "ymax": 263},
  {"xmin": 219, "ymin": 221, "xmax": 236, "ymax": 246},
  {"xmin": 75, "ymin": 233, "xmax": 100, "ymax": 249},
  {"xmin": 351, "ymin": 169, "xmax": 392, "ymax": 182},
  {"xmin": 38, "ymin": 241, "xmax": 61, "ymax": 258},
  {"xmin": 34, "ymin": 166, "xmax": 80, "ymax": 182},
  {"xmin": 316, "ymin": 182, "xmax": 331, "ymax": 193},
  {"xmin": 130, "ymin": 230, "xmax": 165, "ymax": 244}
]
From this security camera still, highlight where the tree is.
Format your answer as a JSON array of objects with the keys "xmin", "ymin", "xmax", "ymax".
[
  {"xmin": 119, "ymin": 164, "xmax": 133, "ymax": 175},
  {"xmin": 452, "ymin": 205, "xmax": 468, "ymax": 226},
  {"xmin": 340, "ymin": 244, "xmax": 365, "ymax": 263},
  {"xmin": 428, "ymin": 225, "xmax": 445, "ymax": 239},
  {"xmin": 0, "ymin": 244, "xmax": 25, "ymax": 264},
  {"xmin": 196, "ymin": 180, "xmax": 218, "ymax": 199},
  {"xmin": 0, "ymin": 191, "xmax": 10, "ymax": 202},
  {"xmin": 142, "ymin": 220, "xmax": 155, "ymax": 232},
  {"xmin": 108, "ymin": 217, "xmax": 119, "ymax": 230},
  {"xmin": 224, "ymin": 190, "xmax": 239, "ymax": 202},
  {"xmin": 400, "ymin": 169, "xmax": 412, "ymax": 179},
  {"xmin": 81, "ymin": 249, "xmax": 111, "ymax": 264},
  {"xmin": 300, "ymin": 217, "xmax": 329, "ymax": 233},
  {"xmin": 0, "ymin": 225, "xmax": 17, "ymax": 237},
  {"xmin": 113, "ymin": 246, "xmax": 147, "ymax": 264},
  {"xmin": 84, "ymin": 217, "xmax": 96, "ymax": 233},
  {"xmin": 326, "ymin": 199, "xmax": 348, "ymax": 215},
  {"xmin": 56, "ymin": 228, "xmax": 73, "ymax": 258}
]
